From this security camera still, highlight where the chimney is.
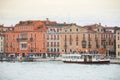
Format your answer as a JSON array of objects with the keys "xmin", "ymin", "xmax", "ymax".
[
  {"xmin": 99, "ymin": 23, "xmax": 101, "ymax": 26},
  {"xmin": 46, "ymin": 18, "xmax": 49, "ymax": 21},
  {"xmin": 64, "ymin": 22, "xmax": 66, "ymax": 25}
]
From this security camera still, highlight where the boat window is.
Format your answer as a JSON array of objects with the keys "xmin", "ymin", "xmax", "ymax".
[
  {"xmin": 81, "ymin": 55, "xmax": 84, "ymax": 59},
  {"xmin": 77, "ymin": 56, "xmax": 79, "ymax": 59}
]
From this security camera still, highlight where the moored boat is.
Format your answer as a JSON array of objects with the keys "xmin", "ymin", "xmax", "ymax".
[{"xmin": 62, "ymin": 54, "xmax": 110, "ymax": 64}]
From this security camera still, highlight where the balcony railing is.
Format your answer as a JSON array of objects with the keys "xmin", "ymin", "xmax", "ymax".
[
  {"xmin": 16, "ymin": 38, "xmax": 34, "ymax": 41},
  {"xmin": 88, "ymin": 45, "xmax": 92, "ymax": 48},
  {"xmin": 17, "ymin": 38, "xmax": 28, "ymax": 41},
  {"xmin": 30, "ymin": 38, "xmax": 33, "ymax": 41},
  {"xmin": 82, "ymin": 40, "xmax": 86, "ymax": 48}
]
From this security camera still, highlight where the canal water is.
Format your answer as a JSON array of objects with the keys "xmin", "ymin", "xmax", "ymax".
[{"xmin": 0, "ymin": 61, "xmax": 120, "ymax": 80}]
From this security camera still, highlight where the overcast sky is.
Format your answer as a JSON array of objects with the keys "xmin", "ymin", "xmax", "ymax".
[{"xmin": 0, "ymin": 0, "xmax": 120, "ymax": 26}]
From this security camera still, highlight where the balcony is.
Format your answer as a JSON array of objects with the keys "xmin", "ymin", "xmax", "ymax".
[
  {"xmin": 17, "ymin": 38, "xmax": 28, "ymax": 41},
  {"xmin": 88, "ymin": 44, "xmax": 92, "ymax": 48},
  {"xmin": 30, "ymin": 38, "xmax": 33, "ymax": 41},
  {"xmin": 82, "ymin": 40, "xmax": 86, "ymax": 48}
]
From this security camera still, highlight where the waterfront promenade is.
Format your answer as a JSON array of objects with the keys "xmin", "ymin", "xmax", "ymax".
[{"xmin": 1, "ymin": 56, "xmax": 120, "ymax": 64}]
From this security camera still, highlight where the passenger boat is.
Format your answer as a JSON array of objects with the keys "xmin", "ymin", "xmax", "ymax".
[{"xmin": 62, "ymin": 54, "xmax": 110, "ymax": 64}]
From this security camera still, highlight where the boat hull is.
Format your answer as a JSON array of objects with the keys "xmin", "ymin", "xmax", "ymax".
[{"xmin": 63, "ymin": 61, "xmax": 110, "ymax": 64}]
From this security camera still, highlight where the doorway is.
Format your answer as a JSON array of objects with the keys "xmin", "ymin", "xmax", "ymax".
[{"xmin": 22, "ymin": 53, "xmax": 26, "ymax": 57}]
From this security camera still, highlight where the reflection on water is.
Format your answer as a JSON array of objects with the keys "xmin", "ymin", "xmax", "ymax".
[{"xmin": 0, "ymin": 61, "xmax": 120, "ymax": 80}]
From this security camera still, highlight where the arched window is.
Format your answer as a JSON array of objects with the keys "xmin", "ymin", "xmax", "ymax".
[
  {"xmin": 51, "ymin": 48, "xmax": 53, "ymax": 52},
  {"xmin": 57, "ymin": 48, "xmax": 59, "ymax": 52},
  {"xmin": 76, "ymin": 28, "xmax": 78, "ymax": 32},
  {"xmin": 54, "ymin": 48, "xmax": 56, "ymax": 52}
]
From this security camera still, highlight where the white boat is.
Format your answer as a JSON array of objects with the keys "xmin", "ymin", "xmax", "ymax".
[{"xmin": 62, "ymin": 54, "xmax": 110, "ymax": 64}]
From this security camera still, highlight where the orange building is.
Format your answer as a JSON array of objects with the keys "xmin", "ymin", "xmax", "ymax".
[{"xmin": 4, "ymin": 20, "xmax": 48, "ymax": 57}]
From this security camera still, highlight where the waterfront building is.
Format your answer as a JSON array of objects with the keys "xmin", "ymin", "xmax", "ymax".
[
  {"xmin": 84, "ymin": 23, "xmax": 115, "ymax": 56},
  {"xmin": 60, "ymin": 24, "xmax": 88, "ymax": 54},
  {"xmin": 0, "ymin": 34, "xmax": 4, "ymax": 54},
  {"xmin": 60, "ymin": 24, "xmax": 102, "ymax": 54},
  {"xmin": 60, "ymin": 23, "xmax": 115, "ymax": 55},
  {"xmin": 0, "ymin": 25, "xmax": 14, "ymax": 34},
  {"xmin": 4, "ymin": 21, "xmax": 47, "ymax": 57},
  {"xmin": 116, "ymin": 28, "xmax": 120, "ymax": 58},
  {"xmin": 3, "ymin": 19, "xmax": 115, "ymax": 57},
  {"xmin": 45, "ymin": 20, "xmax": 73, "ymax": 57}
]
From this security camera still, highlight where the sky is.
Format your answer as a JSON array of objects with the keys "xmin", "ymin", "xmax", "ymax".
[{"xmin": 0, "ymin": 0, "xmax": 120, "ymax": 26}]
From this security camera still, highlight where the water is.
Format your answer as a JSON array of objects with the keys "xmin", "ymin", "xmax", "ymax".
[{"xmin": 0, "ymin": 61, "xmax": 120, "ymax": 80}]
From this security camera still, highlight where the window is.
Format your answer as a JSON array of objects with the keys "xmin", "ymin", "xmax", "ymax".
[
  {"xmin": 51, "ymin": 48, "xmax": 53, "ymax": 52},
  {"xmin": 118, "ymin": 32, "xmax": 119, "ymax": 35},
  {"xmin": 31, "ymin": 33, "xmax": 32, "ymax": 38},
  {"xmin": 47, "ymin": 48, "xmax": 49, "ymax": 52},
  {"xmin": 82, "ymin": 40, "xmax": 86, "ymax": 48},
  {"xmin": 70, "ymin": 49, "xmax": 72, "ymax": 52},
  {"xmin": 47, "ymin": 35, "xmax": 49, "ymax": 40},
  {"xmin": 54, "ymin": 35, "xmax": 56, "ymax": 40},
  {"xmin": 97, "ymin": 29, "xmax": 99, "ymax": 32},
  {"xmin": 47, "ymin": 42, "xmax": 49, "ymax": 47},
  {"xmin": 57, "ymin": 29, "xmax": 59, "ymax": 32},
  {"xmin": 76, "ymin": 42, "xmax": 78, "ymax": 46},
  {"xmin": 54, "ymin": 48, "xmax": 56, "ymax": 52},
  {"xmin": 118, "ymin": 44, "xmax": 120, "ymax": 48},
  {"xmin": 76, "ymin": 35, "xmax": 78, "ymax": 41},
  {"xmin": 76, "ymin": 28, "xmax": 78, "ymax": 32},
  {"xmin": 20, "ymin": 33, "xmax": 27, "ymax": 38},
  {"xmin": 51, "ymin": 42, "xmax": 53, "ymax": 47},
  {"xmin": 70, "ymin": 35, "xmax": 72, "ymax": 45},
  {"xmin": 54, "ymin": 42, "xmax": 56, "ymax": 47},
  {"xmin": 118, "ymin": 52, "xmax": 120, "ymax": 56},
  {"xmin": 57, "ymin": 48, "xmax": 59, "ymax": 52},
  {"xmin": 65, "ymin": 35, "xmax": 67, "ymax": 40},
  {"xmin": 57, "ymin": 35, "xmax": 59, "ymax": 40},
  {"xmin": 57, "ymin": 42, "xmax": 59, "ymax": 47},
  {"xmin": 118, "ymin": 36, "xmax": 120, "ymax": 40},
  {"xmin": 83, "ymin": 34, "xmax": 85, "ymax": 39},
  {"xmin": 65, "ymin": 49, "xmax": 67, "ymax": 52},
  {"xmin": 51, "ymin": 35, "xmax": 53, "ymax": 40},
  {"xmin": 1, "ymin": 42, "xmax": 2, "ymax": 46},
  {"xmin": 43, "ymin": 34, "xmax": 45, "ymax": 39},
  {"xmin": 20, "ymin": 42, "xmax": 27, "ymax": 50}
]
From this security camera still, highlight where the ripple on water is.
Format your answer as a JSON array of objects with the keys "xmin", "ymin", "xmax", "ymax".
[{"xmin": 0, "ymin": 61, "xmax": 120, "ymax": 80}]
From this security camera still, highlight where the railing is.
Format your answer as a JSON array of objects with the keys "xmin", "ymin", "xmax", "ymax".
[
  {"xmin": 88, "ymin": 45, "xmax": 92, "ymax": 48},
  {"xmin": 30, "ymin": 38, "xmax": 33, "ymax": 41},
  {"xmin": 17, "ymin": 38, "xmax": 28, "ymax": 41},
  {"xmin": 16, "ymin": 38, "xmax": 33, "ymax": 41}
]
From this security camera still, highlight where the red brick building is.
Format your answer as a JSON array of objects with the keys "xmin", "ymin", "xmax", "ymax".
[{"xmin": 4, "ymin": 20, "xmax": 48, "ymax": 57}]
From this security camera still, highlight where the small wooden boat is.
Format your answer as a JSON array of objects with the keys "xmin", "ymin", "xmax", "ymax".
[{"xmin": 62, "ymin": 54, "xmax": 110, "ymax": 64}]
